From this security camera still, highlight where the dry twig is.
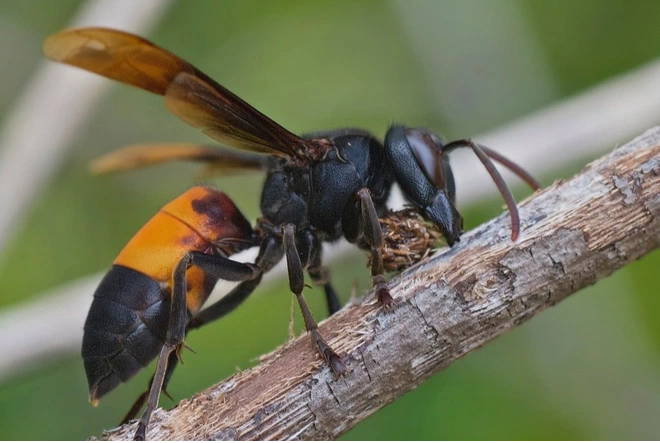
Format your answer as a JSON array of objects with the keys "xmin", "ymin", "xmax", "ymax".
[{"xmin": 99, "ymin": 126, "xmax": 659, "ymax": 440}]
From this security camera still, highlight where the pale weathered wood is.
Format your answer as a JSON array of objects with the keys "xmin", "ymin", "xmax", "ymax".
[{"xmin": 100, "ymin": 127, "xmax": 660, "ymax": 441}]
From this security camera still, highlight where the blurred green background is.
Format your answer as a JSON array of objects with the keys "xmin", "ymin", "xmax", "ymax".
[{"xmin": 1, "ymin": 0, "xmax": 659, "ymax": 439}]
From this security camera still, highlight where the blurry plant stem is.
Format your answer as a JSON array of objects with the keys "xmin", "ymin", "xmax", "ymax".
[{"xmin": 100, "ymin": 129, "xmax": 660, "ymax": 441}]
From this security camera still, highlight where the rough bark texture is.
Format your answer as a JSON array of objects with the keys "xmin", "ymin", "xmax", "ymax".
[{"xmin": 99, "ymin": 127, "xmax": 660, "ymax": 441}]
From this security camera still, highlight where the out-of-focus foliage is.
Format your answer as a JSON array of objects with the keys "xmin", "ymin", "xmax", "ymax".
[{"xmin": 0, "ymin": 0, "xmax": 659, "ymax": 439}]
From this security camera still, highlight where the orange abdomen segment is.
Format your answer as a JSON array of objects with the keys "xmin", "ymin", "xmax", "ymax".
[
  {"xmin": 161, "ymin": 186, "xmax": 253, "ymax": 247},
  {"xmin": 113, "ymin": 186, "xmax": 253, "ymax": 314},
  {"xmin": 114, "ymin": 212, "xmax": 213, "ymax": 313}
]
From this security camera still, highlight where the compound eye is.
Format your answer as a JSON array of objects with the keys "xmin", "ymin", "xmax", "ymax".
[{"xmin": 404, "ymin": 128, "xmax": 446, "ymax": 190}]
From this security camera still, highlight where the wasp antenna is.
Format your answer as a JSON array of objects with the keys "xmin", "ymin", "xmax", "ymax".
[
  {"xmin": 442, "ymin": 139, "xmax": 521, "ymax": 241},
  {"xmin": 478, "ymin": 145, "xmax": 541, "ymax": 191}
]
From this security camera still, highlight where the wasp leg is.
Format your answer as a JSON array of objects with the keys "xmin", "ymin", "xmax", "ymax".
[
  {"xmin": 282, "ymin": 224, "xmax": 346, "ymax": 376},
  {"xmin": 133, "ymin": 252, "xmax": 259, "ymax": 441},
  {"xmin": 122, "ymin": 278, "xmax": 260, "ymax": 426},
  {"xmin": 310, "ymin": 267, "xmax": 341, "ymax": 315},
  {"xmin": 188, "ymin": 235, "xmax": 283, "ymax": 329},
  {"xmin": 355, "ymin": 188, "xmax": 393, "ymax": 307},
  {"xmin": 124, "ymin": 237, "xmax": 283, "ymax": 426},
  {"xmin": 306, "ymin": 231, "xmax": 341, "ymax": 315},
  {"xmin": 121, "ymin": 352, "xmax": 178, "ymax": 425}
]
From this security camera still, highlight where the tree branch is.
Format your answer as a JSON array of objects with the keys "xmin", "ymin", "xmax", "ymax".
[{"xmin": 101, "ymin": 127, "xmax": 660, "ymax": 441}]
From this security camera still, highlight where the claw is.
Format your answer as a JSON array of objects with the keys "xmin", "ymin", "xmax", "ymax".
[
  {"xmin": 374, "ymin": 276, "xmax": 394, "ymax": 307},
  {"xmin": 326, "ymin": 349, "xmax": 347, "ymax": 376},
  {"xmin": 134, "ymin": 423, "xmax": 146, "ymax": 441},
  {"xmin": 377, "ymin": 286, "xmax": 394, "ymax": 307},
  {"xmin": 310, "ymin": 329, "xmax": 346, "ymax": 376}
]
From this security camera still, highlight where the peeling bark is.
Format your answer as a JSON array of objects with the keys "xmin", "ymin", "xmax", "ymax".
[{"xmin": 99, "ymin": 127, "xmax": 660, "ymax": 441}]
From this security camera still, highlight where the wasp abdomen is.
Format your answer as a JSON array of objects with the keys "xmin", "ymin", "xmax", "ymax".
[
  {"xmin": 82, "ymin": 265, "xmax": 169, "ymax": 402},
  {"xmin": 82, "ymin": 187, "xmax": 255, "ymax": 403}
]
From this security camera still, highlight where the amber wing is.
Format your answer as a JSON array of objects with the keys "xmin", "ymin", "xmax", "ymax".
[
  {"xmin": 90, "ymin": 143, "xmax": 268, "ymax": 174},
  {"xmin": 43, "ymin": 27, "xmax": 312, "ymax": 159}
]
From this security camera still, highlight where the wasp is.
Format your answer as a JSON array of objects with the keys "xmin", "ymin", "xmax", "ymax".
[{"xmin": 43, "ymin": 27, "xmax": 539, "ymax": 440}]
